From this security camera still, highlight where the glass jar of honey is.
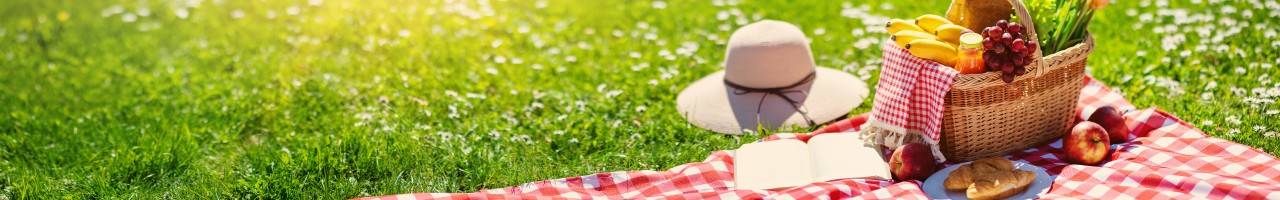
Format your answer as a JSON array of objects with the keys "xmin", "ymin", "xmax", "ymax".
[{"xmin": 954, "ymin": 33, "xmax": 986, "ymax": 74}]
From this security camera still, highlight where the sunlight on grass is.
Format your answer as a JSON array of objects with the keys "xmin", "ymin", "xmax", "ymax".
[{"xmin": 0, "ymin": 0, "xmax": 1276, "ymax": 198}]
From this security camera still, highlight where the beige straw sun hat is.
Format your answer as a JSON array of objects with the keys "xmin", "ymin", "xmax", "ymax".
[{"xmin": 676, "ymin": 20, "xmax": 869, "ymax": 135}]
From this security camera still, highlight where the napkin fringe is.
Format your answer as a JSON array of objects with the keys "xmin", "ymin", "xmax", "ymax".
[{"xmin": 860, "ymin": 120, "xmax": 947, "ymax": 163}]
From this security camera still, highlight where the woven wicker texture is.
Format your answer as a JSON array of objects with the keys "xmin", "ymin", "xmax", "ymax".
[{"xmin": 939, "ymin": 0, "xmax": 1095, "ymax": 161}]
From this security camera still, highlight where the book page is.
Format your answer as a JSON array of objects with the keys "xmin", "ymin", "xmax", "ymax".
[
  {"xmin": 807, "ymin": 133, "xmax": 891, "ymax": 181},
  {"xmin": 733, "ymin": 139, "xmax": 813, "ymax": 190}
]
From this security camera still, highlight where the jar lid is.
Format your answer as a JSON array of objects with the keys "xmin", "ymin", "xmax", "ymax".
[{"xmin": 959, "ymin": 33, "xmax": 983, "ymax": 49}]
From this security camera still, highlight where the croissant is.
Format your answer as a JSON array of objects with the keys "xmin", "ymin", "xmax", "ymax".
[{"xmin": 943, "ymin": 157, "xmax": 1036, "ymax": 200}]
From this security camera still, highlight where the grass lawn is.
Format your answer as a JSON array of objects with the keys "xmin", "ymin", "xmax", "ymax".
[{"xmin": 1, "ymin": 0, "xmax": 1277, "ymax": 198}]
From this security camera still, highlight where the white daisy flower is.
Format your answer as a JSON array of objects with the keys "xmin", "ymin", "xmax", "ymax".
[
  {"xmin": 651, "ymin": 1, "xmax": 667, "ymax": 9},
  {"xmin": 230, "ymin": 9, "xmax": 244, "ymax": 19}
]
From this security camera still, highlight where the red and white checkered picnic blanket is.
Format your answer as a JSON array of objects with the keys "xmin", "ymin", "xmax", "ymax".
[{"xmin": 358, "ymin": 76, "xmax": 1280, "ymax": 200}]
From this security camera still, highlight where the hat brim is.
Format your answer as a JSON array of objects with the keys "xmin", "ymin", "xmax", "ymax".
[{"xmin": 676, "ymin": 67, "xmax": 869, "ymax": 135}]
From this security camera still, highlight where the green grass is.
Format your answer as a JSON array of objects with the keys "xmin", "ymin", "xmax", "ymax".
[{"xmin": 1, "ymin": 0, "xmax": 1276, "ymax": 198}]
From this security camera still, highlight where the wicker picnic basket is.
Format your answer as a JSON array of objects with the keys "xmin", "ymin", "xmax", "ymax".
[{"xmin": 939, "ymin": 0, "xmax": 1094, "ymax": 161}]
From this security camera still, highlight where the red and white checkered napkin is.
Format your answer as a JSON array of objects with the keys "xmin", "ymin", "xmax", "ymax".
[
  {"xmin": 862, "ymin": 42, "xmax": 958, "ymax": 162},
  {"xmin": 356, "ymin": 76, "xmax": 1280, "ymax": 200}
]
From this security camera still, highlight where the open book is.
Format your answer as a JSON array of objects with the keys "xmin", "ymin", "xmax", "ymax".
[{"xmin": 733, "ymin": 132, "xmax": 890, "ymax": 190}]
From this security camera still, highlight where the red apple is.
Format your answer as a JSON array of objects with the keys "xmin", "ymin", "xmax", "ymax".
[
  {"xmin": 889, "ymin": 142, "xmax": 940, "ymax": 181},
  {"xmin": 1064, "ymin": 121, "xmax": 1111, "ymax": 165},
  {"xmin": 1089, "ymin": 106, "xmax": 1130, "ymax": 143}
]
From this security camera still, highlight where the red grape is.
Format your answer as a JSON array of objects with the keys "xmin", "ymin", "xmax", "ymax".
[
  {"xmin": 1012, "ymin": 39, "xmax": 1026, "ymax": 53},
  {"xmin": 1008, "ymin": 23, "xmax": 1023, "ymax": 35}
]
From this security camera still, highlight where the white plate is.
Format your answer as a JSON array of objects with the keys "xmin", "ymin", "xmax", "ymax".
[{"xmin": 922, "ymin": 160, "xmax": 1053, "ymax": 200}]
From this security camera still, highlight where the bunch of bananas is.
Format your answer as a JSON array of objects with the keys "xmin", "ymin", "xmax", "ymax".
[{"xmin": 886, "ymin": 14, "xmax": 973, "ymax": 67}]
